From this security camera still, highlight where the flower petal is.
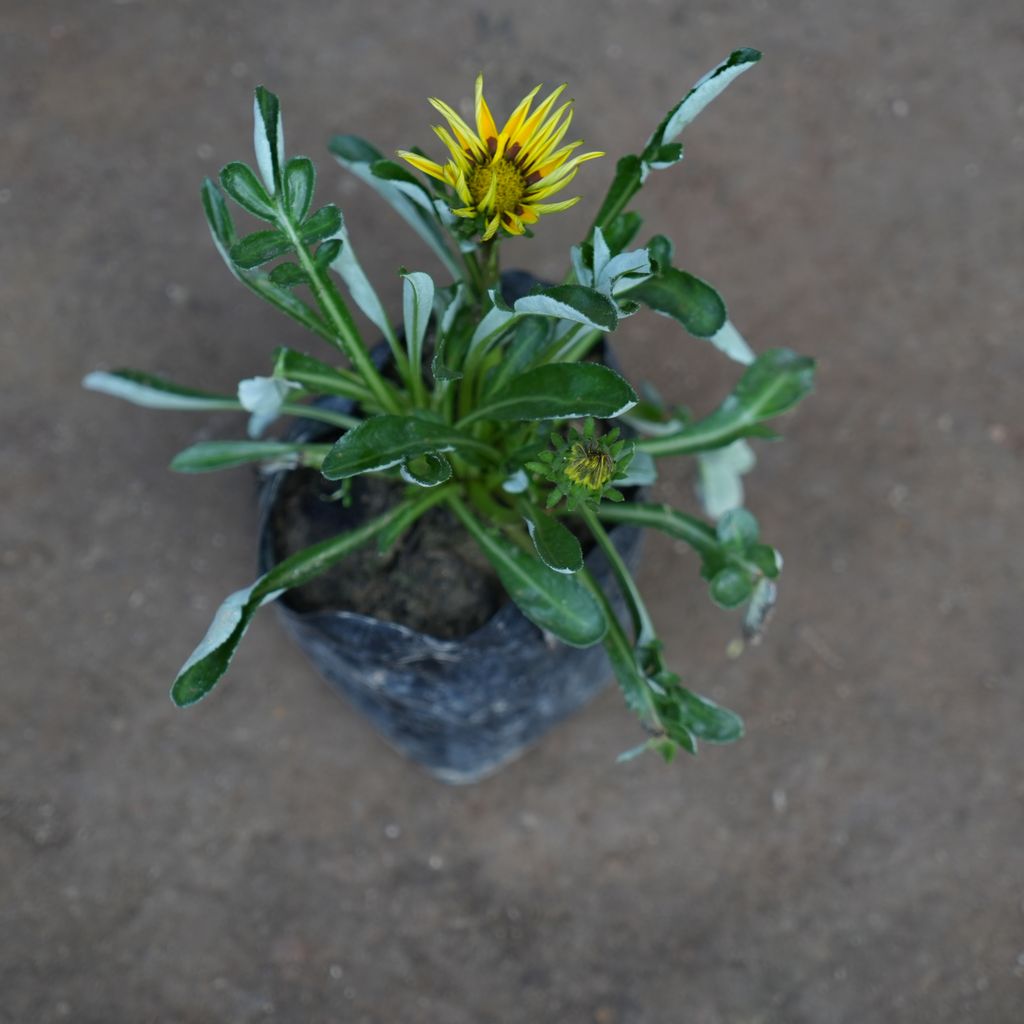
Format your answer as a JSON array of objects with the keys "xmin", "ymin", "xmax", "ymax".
[
  {"xmin": 396, "ymin": 150, "xmax": 447, "ymax": 182},
  {"xmin": 474, "ymin": 74, "xmax": 499, "ymax": 147},
  {"xmin": 428, "ymin": 97, "xmax": 486, "ymax": 157}
]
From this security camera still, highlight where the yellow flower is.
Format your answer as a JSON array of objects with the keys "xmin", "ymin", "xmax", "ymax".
[{"xmin": 398, "ymin": 75, "xmax": 603, "ymax": 241}]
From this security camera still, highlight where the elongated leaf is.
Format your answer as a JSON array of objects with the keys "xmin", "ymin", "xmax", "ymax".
[
  {"xmin": 603, "ymin": 211, "xmax": 644, "ymax": 255},
  {"xmin": 298, "ymin": 205, "xmax": 342, "ymax": 246},
  {"xmin": 371, "ymin": 159, "xmax": 438, "ymax": 211},
  {"xmin": 272, "ymin": 348, "xmax": 369, "ymax": 402},
  {"xmin": 327, "ymin": 220, "xmax": 398, "ymax": 347},
  {"xmin": 172, "ymin": 502, "xmax": 403, "ymax": 706},
  {"xmin": 322, "ymin": 415, "xmax": 493, "ymax": 479},
  {"xmin": 639, "ymin": 349, "xmax": 815, "ymax": 457},
  {"xmin": 449, "ymin": 497, "xmax": 606, "ymax": 647},
  {"xmin": 645, "ymin": 49, "xmax": 762, "ymax": 156},
  {"xmin": 402, "ymin": 271, "xmax": 434, "ymax": 377},
  {"xmin": 328, "ymin": 134, "xmax": 460, "ymax": 279},
  {"xmin": 626, "ymin": 266, "xmax": 726, "ymax": 339},
  {"xmin": 230, "ymin": 228, "xmax": 293, "ymax": 269},
  {"xmin": 220, "ymin": 161, "xmax": 277, "ymax": 221},
  {"xmin": 591, "ymin": 154, "xmax": 644, "ymax": 234},
  {"xmin": 708, "ymin": 320, "xmax": 755, "ymax": 364},
  {"xmin": 462, "ymin": 363, "xmax": 637, "ymax": 426},
  {"xmin": 253, "ymin": 85, "xmax": 285, "ymax": 193},
  {"xmin": 201, "ymin": 179, "xmax": 333, "ymax": 342},
  {"xmin": 82, "ymin": 370, "xmax": 239, "ymax": 412},
  {"xmin": 283, "ymin": 156, "xmax": 315, "ymax": 222},
  {"xmin": 596, "ymin": 501, "xmax": 720, "ymax": 563},
  {"xmin": 514, "ymin": 284, "xmax": 618, "ymax": 332},
  {"xmin": 522, "ymin": 503, "xmax": 584, "ymax": 574},
  {"xmin": 170, "ymin": 441, "xmax": 330, "ymax": 473}
]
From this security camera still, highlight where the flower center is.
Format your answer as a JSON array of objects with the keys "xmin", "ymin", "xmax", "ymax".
[
  {"xmin": 564, "ymin": 441, "xmax": 615, "ymax": 491},
  {"xmin": 467, "ymin": 159, "xmax": 526, "ymax": 214}
]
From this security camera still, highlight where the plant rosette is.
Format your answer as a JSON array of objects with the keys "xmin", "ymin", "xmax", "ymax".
[{"xmin": 84, "ymin": 50, "xmax": 815, "ymax": 769}]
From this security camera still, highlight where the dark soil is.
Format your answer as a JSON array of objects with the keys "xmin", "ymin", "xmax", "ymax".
[{"xmin": 270, "ymin": 469, "xmax": 507, "ymax": 638}]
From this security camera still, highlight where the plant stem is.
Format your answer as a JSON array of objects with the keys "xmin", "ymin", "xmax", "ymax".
[
  {"xmin": 278, "ymin": 214, "xmax": 403, "ymax": 415},
  {"xmin": 578, "ymin": 504, "xmax": 656, "ymax": 647}
]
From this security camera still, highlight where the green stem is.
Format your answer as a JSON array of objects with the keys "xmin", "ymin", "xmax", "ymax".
[
  {"xmin": 278, "ymin": 214, "xmax": 403, "ymax": 415},
  {"xmin": 279, "ymin": 402, "xmax": 361, "ymax": 431},
  {"xmin": 578, "ymin": 504, "xmax": 656, "ymax": 647}
]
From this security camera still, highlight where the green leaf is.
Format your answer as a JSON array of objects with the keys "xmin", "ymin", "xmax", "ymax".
[
  {"xmin": 697, "ymin": 439, "xmax": 756, "ymax": 518},
  {"xmin": 591, "ymin": 154, "xmax": 643, "ymax": 234},
  {"xmin": 709, "ymin": 566, "xmax": 754, "ymax": 608},
  {"xmin": 322, "ymin": 415, "xmax": 494, "ymax": 479},
  {"xmin": 402, "ymin": 270, "xmax": 434, "ymax": 380},
  {"xmin": 268, "ymin": 262, "xmax": 309, "ymax": 287},
  {"xmin": 645, "ymin": 48, "xmax": 762, "ymax": 157},
  {"xmin": 716, "ymin": 508, "xmax": 760, "ymax": 549},
  {"xmin": 170, "ymin": 441, "xmax": 330, "ymax": 473},
  {"xmin": 200, "ymin": 176, "xmax": 237, "ymax": 250},
  {"xmin": 329, "ymin": 134, "xmax": 461, "ymax": 280},
  {"xmin": 253, "ymin": 85, "xmax": 285, "ymax": 193},
  {"xmin": 171, "ymin": 502, "xmax": 403, "ymax": 706},
  {"xmin": 639, "ymin": 349, "xmax": 816, "ymax": 457},
  {"xmin": 298, "ymin": 204, "xmax": 342, "ymax": 246},
  {"xmin": 230, "ymin": 229, "xmax": 293, "ymax": 269},
  {"xmin": 625, "ymin": 265, "xmax": 726, "ymax": 339},
  {"xmin": 82, "ymin": 370, "xmax": 239, "ymax": 412},
  {"xmin": 219, "ymin": 161, "xmax": 277, "ymax": 221},
  {"xmin": 601, "ymin": 211, "xmax": 643, "ymax": 255},
  {"xmin": 513, "ymin": 284, "xmax": 619, "ymax": 332},
  {"xmin": 597, "ymin": 501, "xmax": 719, "ymax": 562},
  {"xmin": 283, "ymin": 156, "xmax": 315, "ymax": 222},
  {"xmin": 271, "ymin": 348, "xmax": 369, "ymax": 402},
  {"xmin": 746, "ymin": 543, "xmax": 781, "ymax": 580},
  {"xmin": 314, "ymin": 238, "xmax": 342, "ymax": 268},
  {"xmin": 462, "ymin": 363, "xmax": 637, "ymax": 426},
  {"xmin": 668, "ymin": 688, "xmax": 744, "ymax": 744},
  {"xmin": 522, "ymin": 502, "xmax": 584, "ymax": 574},
  {"xmin": 400, "ymin": 452, "xmax": 452, "ymax": 487},
  {"xmin": 201, "ymin": 179, "xmax": 333, "ymax": 342},
  {"xmin": 449, "ymin": 497, "xmax": 606, "ymax": 647}
]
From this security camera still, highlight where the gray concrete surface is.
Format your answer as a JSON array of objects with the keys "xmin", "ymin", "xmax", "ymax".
[{"xmin": 3, "ymin": 1, "xmax": 1022, "ymax": 1021}]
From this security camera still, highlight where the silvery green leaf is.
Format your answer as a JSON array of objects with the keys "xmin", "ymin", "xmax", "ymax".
[
  {"xmin": 709, "ymin": 320, "xmax": 755, "ymax": 365},
  {"xmin": 253, "ymin": 86, "xmax": 285, "ymax": 193},
  {"xmin": 697, "ymin": 440, "xmax": 756, "ymax": 519},
  {"xmin": 570, "ymin": 243, "xmax": 591, "ymax": 286},
  {"xmin": 201, "ymin": 179, "xmax": 333, "ymax": 342},
  {"xmin": 171, "ymin": 502, "xmax": 405, "ymax": 706},
  {"xmin": 170, "ymin": 441, "xmax": 330, "ymax": 473},
  {"xmin": 502, "ymin": 469, "xmax": 529, "ymax": 494},
  {"xmin": 238, "ymin": 376, "xmax": 301, "ymax": 438},
  {"xmin": 646, "ymin": 48, "xmax": 762, "ymax": 153},
  {"xmin": 743, "ymin": 577, "xmax": 778, "ymax": 642},
  {"xmin": 271, "ymin": 348, "xmax": 369, "ymax": 402},
  {"xmin": 328, "ymin": 135, "xmax": 461, "ymax": 280},
  {"xmin": 326, "ymin": 220, "xmax": 399, "ymax": 348},
  {"xmin": 513, "ymin": 285, "xmax": 618, "ymax": 332},
  {"xmin": 640, "ymin": 349, "xmax": 815, "ymax": 457},
  {"xmin": 370, "ymin": 159, "xmax": 439, "ymax": 212},
  {"xmin": 402, "ymin": 270, "xmax": 435, "ymax": 377},
  {"xmin": 615, "ymin": 449, "xmax": 657, "ymax": 487},
  {"xmin": 591, "ymin": 226, "xmax": 612, "ymax": 285},
  {"xmin": 468, "ymin": 290, "xmax": 518, "ymax": 350},
  {"xmin": 82, "ymin": 370, "xmax": 239, "ymax": 412}
]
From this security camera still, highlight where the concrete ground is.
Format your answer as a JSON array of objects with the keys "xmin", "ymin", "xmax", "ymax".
[{"xmin": 3, "ymin": 1, "xmax": 1022, "ymax": 1021}]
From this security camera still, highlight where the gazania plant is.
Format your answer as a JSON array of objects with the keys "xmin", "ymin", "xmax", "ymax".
[{"xmin": 85, "ymin": 49, "xmax": 815, "ymax": 762}]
